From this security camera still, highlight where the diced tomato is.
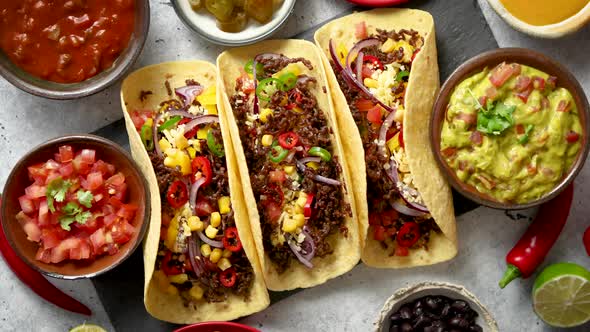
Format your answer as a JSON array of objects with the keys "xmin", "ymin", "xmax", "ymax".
[
  {"xmin": 557, "ymin": 100, "xmax": 571, "ymax": 113},
  {"xmin": 112, "ymin": 183, "xmax": 128, "ymax": 201},
  {"xmin": 25, "ymin": 184, "xmax": 46, "ymax": 199},
  {"xmin": 91, "ymin": 160, "xmax": 115, "ymax": 176},
  {"xmin": 18, "ymin": 195, "xmax": 35, "ymax": 215},
  {"xmin": 485, "ymin": 86, "xmax": 498, "ymax": 100},
  {"xmin": 116, "ymin": 204, "xmax": 138, "ymax": 220},
  {"xmin": 50, "ymin": 238, "xmax": 80, "ymax": 263},
  {"xmin": 237, "ymin": 73, "xmax": 255, "ymax": 94},
  {"xmin": 58, "ymin": 162, "xmax": 74, "ymax": 177},
  {"xmin": 57, "ymin": 145, "xmax": 74, "ymax": 163},
  {"xmin": 130, "ymin": 110, "xmax": 153, "ymax": 130},
  {"xmin": 355, "ymin": 98, "xmax": 375, "ymax": 111},
  {"xmin": 80, "ymin": 149, "xmax": 96, "ymax": 164},
  {"xmin": 566, "ymin": 131, "xmax": 580, "ymax": 143},
  {"xmin": 546, "ymin": 76, "xmax": 557, "ymax": 90},
  {"xmin": 369, "ymin": 213, "xmax": 380, "ymax": 226},
  {"xmin": 367, "ymin": 105, "xmax": 383, "ymax": 124},
  {"xmin": 104, "ymin": 213, "xmax": 118, "ymax": 227},
  {"xmin": 85, "ymin": 172, "xmax": 104, "ymax": 190},
  {"xmin": 35, "ymin": 248, "xmax": 52, "ymax": 263},
  {"xmin": 195, "ymin": 199, "xmax": 214, "ymax": 217},
  {"xmin": 469, "ymin": 131, "xmax": 483, "ymax": 146},
  {"xmin": 76, "ymin": 215, "xmax": 101, "ymax": 234},
  {"xmin": 72, "ymin": 154, "xmax": 91, "ymax": 175},
  {"xmin": 90, "ymin": 228, "xmax": 107, "ymax": 253},
  {"xmin": 515, "ymin": 75, "xmax": 532, "ymax": 92},
  {"xmin": 106, "ymin": 172, "xmax": 126, "ymax": 186},
  {"xmin": 441, "ymin": 147, "xmax": 457, "ymax": 158},
  {"xmin": 373, "ymin": 225, "xmax": 386, "ymax": 241},
  {"xmin": 489, "ymin": 62, "xmax": 518, "ymax": 87},
  {"xmin": 394, "ymin": 246, "xmax": 409, "ymax": 256},
  {"xmin": 44, "ymin": 159, "xmax": 60, "ymax": 170},
  {"xmin": 532, "ymin": 76, "xmax": 545, "ymax": 90},
  {"xmin": 269, "ymin": 170, "xmax": 287, "ymax": 184},
  {"xmin": 455, "ymin": 112, "xmax": 477, "ymax": 125},
  {"xmin": 111, "ymin": 220, "xmax": 135, "ymax": 244},
  {"xmin": 264, "ymin": 201, "xmax": 282, "ymax": 224},
  {"xmin": 381, "ymin": 210, "xmax": 399, "ymax": 227},
  {"xmin": 515, "ymin": 124, "xmax": 525, "ymax": 135},
  {"xmin": 515, "ymin": 88, "xmax": 533, "ymax": 103},
  {"xmin": 355, "ymin": 21, "xmax": 367, "ymax": 39},
  {"xmin": 28, "ymin": 163, "xmax": 49, "ymax": 184},
  {"xmin": 22, "ymin": 221, "xmax": 41, "ymax": 242},
  {"xmin": 361, "ymin": 66, "xmax": 375, "ymax": 79},
  {"xmin": 38, "ymin": 199, "xmax": 49, "ymax": 226}
]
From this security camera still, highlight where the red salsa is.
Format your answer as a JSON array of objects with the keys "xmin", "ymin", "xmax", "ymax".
[
  {"xmin": 17, "ymin": 145, "xmax": 138, "ymax": 264},
  {"xmin": 0, "ymin": 0, "xmax": 135, "ymax": 83}
]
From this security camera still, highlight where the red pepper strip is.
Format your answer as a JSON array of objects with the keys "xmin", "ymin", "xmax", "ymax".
[
  {"xmin": 303, "ymin": 193, "xmax": 315, "ymax": 218},
  {"xmin": 222, "ymin": 227, "xmax": 243, "ymax": 253},
  {"xmin": 219, "ymin": 267, "xmax": 237, "ymax": 287},
  {"xmin": 0, "ymin": 197, "xmax": 91, "ymax": 316},
  {"xmin": 583, "ymin": 226, "xmax": 590, "ymax": 256},
  {"xmin": 499, "ymin": 184, "xmax": 574, "ymax": 288}
]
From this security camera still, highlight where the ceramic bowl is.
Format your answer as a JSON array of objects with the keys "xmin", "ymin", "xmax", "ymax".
[
  {"xmin": 171, "ymin": 0, "xmax": 296, "ymax": 46},
  {"xmin": 1, "ymin": 135, "xmax": 150, "ymax": 279},
  {"xmin": 486, "ymin": 0, "xmax": 590, "ymax": 38},
  {"xmin": 430, "ymin": 48, "xmax": 590, "ymax": 210},
  {"xmin": 375, "ymin": 282, "xmax": 499, "ymax": 332},
  {"xmin": 0, "ymin": 0, "xmax": 149, "ymax": 100}
]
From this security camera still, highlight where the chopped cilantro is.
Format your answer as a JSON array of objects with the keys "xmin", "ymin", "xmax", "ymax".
[
  {"xmin": 58, "ymin": 201, "xmax": 92, "ymax": 231},
  {"xmin": 518, "ymin": 124, "xmax": 534, "ymax": 144},
  {"xmin": 468, "ymin": 88, "xmax": 515, "ymax": 136},
  {"xmin": 60, "ymin": 216, "xmax": 76, "ymax": 231},
  {"xmin": 77, "ymin": 190, "xmax": 94, "ymax": 208},
  {"xmin": 46, "ymin": 177, "xmax": 72, "ymax": 213},
  {"xmin": 75, "ymin": 211, "xmax": 92, "ymax": 224},
  {"xmin": 62, "ymin": 202, "xmax": 82, "ymax": 215}
]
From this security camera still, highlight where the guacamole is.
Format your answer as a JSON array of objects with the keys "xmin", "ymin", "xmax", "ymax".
[{"xmin": 440, "ymin": 63, "xmax": 582, "ymax": 203}]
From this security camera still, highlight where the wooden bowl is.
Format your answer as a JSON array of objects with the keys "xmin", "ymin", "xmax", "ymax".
[
  {"xmin": 375, "ymin": 282, "xmax": 498, "ymax": 332},
  {"xmin": 1, "ymin": 135, "xmax": 150, "ymax": 279},
  {"xmin": 486, "ymin": 0, "xmax": 590, "ymax": 38},
  {"xmin": 430, "ymin": 48, "xmax": 590, "ymax": 210}
]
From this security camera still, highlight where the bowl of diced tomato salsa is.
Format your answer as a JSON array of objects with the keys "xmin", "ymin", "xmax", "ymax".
[{"xmin": 1, "ymin": 134, "xmax": 150, "ymax": 279}]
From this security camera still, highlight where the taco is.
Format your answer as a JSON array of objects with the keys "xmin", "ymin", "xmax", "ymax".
[
  {"xmin": 120, "ymin": 61, "xmax": 269, "ymax": 323},
  {"xmin": 216, "ymin": 40, "xmax": 360, "ymax": 291},
  {"xmin": 314, "ymin": 9, "xmax": 457, "ymax": 268}
]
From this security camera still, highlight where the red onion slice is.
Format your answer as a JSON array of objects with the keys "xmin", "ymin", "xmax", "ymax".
[
  {"xmin": 286, "ymin": 235, "xmax": 313, "ymax": 269},
  {"xmin": 182, "ymin": 115, "xmax": 219, "ymax": 134},
  {"xmin": 313, "ymin": 175, "xmax": 341, "ymax": 186},
  {"xmin": 187, "ymin": 235, "xmax": 204, "ymax": 277},
  {"xmin": 391, "ymin": 200, "xmax": 427, "ymax": 217},
  {"xmin": 329, "ymin": 39, "xmax": 344, "ymax": 72},
  {"xmin": 252, "ymin": 58, "xmax": 260, "ymax": 114},
  {"xmin": 175, "ymin": 85, "xmax": 204, "ymax": 107},
  {"xmin": 153, "ymin": 112, "xmax": 164, "ymax": 157},
  {"xmin": 296, "ymin": 157, "xmax": 321, "ymax": 173},
  {"xmin": 189, "ymin": 177, "xmax": 206, "ymax": 214},
  {"xmin": 356, "ymin": 51, "xmax": 364, "ymax": 82},
  {"xmin": 197, "ymin": 230, "xmax": 224, "ymax": 248},
  {"xmin": 345, "ymin": 38, "xmax": 381, "ymax": 75},
  {"xmin": 300, "ymin": 226, "xmax": 317, "ymax": 261},
  {"xmin": 378, "ymin": 107, "xmax": 398, "ymax": 157},
  {"xmin": 386, "ymin": 159, "xmax": 429, "ymax": 213}
]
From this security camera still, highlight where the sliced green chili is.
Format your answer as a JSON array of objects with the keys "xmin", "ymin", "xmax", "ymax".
[
  {"xmin": 207, "ymin": 130, "xmax": 225, "ymax": 157},
  {"xmin": 278, "ymin": 72, "xmax": 297, "ymax": 91},
  {"xmin": 395, "ymin": 70, "xmax": 410, "ymax": 82},
  {"xmin": 256, "ymin": 78, "xmax": 281, "ymax": 102},
  {"xmin": 269, "ymin": 145, "xmax": 288, "ymax": 163},
  {"xmin": 244, "ymin": 59, "xmax": 264, "ymax": 78},
  {"xmin": 158, "ymin": 115, "xmax": 181, "ymax": 132},
  {"xmin": 308, "ymin": 146, "xmax": 332, "ymax": 162},
  {"xmin": 140, "ymin": 124, "xmax": 154, "ymax": 151}
]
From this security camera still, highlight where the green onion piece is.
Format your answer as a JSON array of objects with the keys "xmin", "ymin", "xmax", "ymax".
[
  {"xmin": 207, "ymin": 130, "xmax": 225, "ymax": 157},
  {"xmin": 396, "ymin": 70, "xmax": 410, "ymax": 81},
  {"xmin": 256, "ymin": 78, "xmax": 281, "ymax": 102},
  {"xmin": 278, "ymin": 72, "xmax": 298, "ymax": 91},
  {"xmin": 308, "ymin": 147, "xmax": 332, "ymax": 162},
  {"xmin": 518, "ymin": 124, "xmax": 534, "ymax": 144},
  {"xmin": 269, "ymin": 145, "xmax": 288, "ymax": 163},
  {"xmin": 140, "ymin": 124, "xmax": 154, "ymax": 151},
  {"xmin": 158, "ymin": 116, "xmax": 181, "ymax": 132}
]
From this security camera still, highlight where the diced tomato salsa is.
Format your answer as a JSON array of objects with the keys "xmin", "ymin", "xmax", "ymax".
[{"xmin": 17, "ymin": 145, "xmax": 137, "ymax": 264}]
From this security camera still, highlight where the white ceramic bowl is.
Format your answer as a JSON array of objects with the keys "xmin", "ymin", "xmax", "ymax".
[
  {"xmin": 486, "ymin": 0, "xmax": 590, "ymax": 38},
  {"xmin": 171, "ymin": 0, "xmax": 296, "ymax": 46},
  {"xmin": 375, "ymin": 282, "xmax": 499, "ymax": 332}
]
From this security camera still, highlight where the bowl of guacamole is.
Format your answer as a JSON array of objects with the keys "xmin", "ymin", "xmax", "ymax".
[{"xmin": 431, "ymin": 48, "xmax": 589, "ymax": 209}]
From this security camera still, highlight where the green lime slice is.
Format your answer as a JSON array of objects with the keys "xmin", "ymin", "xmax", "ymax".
[
  {"xmin": 69, "ymin": 324, "xmax": 108, "ymax": 332},
  {"xmin": 532, "ymin": 262, "xmax": 590, "ymax": 328}
]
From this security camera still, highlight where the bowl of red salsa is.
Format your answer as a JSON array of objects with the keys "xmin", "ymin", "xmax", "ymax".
[
  {"xmin": 1, "ymin": 135, "xmax": 150, "ymax": 279},
  {"xmin": 0, "ymin": 0, "xmax": 149, "ymax": 99}
]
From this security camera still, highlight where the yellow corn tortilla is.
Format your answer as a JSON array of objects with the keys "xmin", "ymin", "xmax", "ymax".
[
  {"xmin": 314, "ymin": 9, "xmax": 457, "ymax": 268},
  {"xmin": 216, "ymin": 40, "xmax": 361, "ymax": 291},
  {"xmin": 120, "ymin": 61, "xmax": 269, "ymax": 323}
]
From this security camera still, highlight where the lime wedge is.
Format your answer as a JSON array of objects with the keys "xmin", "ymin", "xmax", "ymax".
[
  {"xmin": 69, "ymin": 324, "xmax": 108, "ymax": 332},
  {"xmin": 532, "ymin": 262, "xmax": 590, "ymax": 327}
]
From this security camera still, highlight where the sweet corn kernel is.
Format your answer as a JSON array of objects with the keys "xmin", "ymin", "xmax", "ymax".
[
  {"xmin": 364, "ymin": 78, "xmax": 379, "ymax": 88},
  {"xmin": 259, "ymin": 108, "xmax": 274, "ymax": 123},
  {"xmin": 395, "ymin": 41, "xmax": 414, "ymax": 62},
  {"xmin": 166, "ymin": 284, "xmax": 179, "ymax": 295},
  {"xmin": 294, "ymin": 213, "xmax": 305, "ymax": 227},
  {"xmin": 293, "ymin": 106, "xmax": 304, "ymax": 113},
  {"xmin": 209, "ymin": 248, "xmax": 222, "ymax": 263},
  {"xmin": 144, "ymin": 118, "xmax": 154, "ymax": 127},
  {"xmin": 387, "ymin": 133, "xmax": 401, "ymax": 153},
  {"xmin": 197, "ymin": 127, "xmax": 210, "ymax": 139},
  {"xmin": 272, "ymin": 63, "xmax": 303, "ymax": 78},
  {"xmin": 222, "ymin": 249, "xmax": 232, "ymax": 258},
  {"xmin": 282, "ymin": 217, "xmax": 298, "ymax": 233},
  {"xmin": 188, "ymin": 216, "xmax": 204, "ymax": 232},
  {"xmin": 261, "ymin": 134, "xmax": 274, "ymax": 147},
  {"xmin": 205, "ymin": 105, "xmax": 217, "ymax": 115},
  {"xmin": 307, "ymin": 162, "xmax": 319, "ymax": 170},
  {"xmin": 284, "ymin": 165, "xmax": 295, "ymax": 175},
  {"xmin": 205, "ymin": 225, "xmax": 218, "ymax": 239},
  {"xmin": 294, "ymin": 204, "xmax": 303, "ymax": 214},
  {"xmin": 159, "ymin": 138, "xmax": 172, "ymax": 153},
  {"xmin": 218, "ymin": 196, "xmax": 231, "ymax": 214},
  {"xmin": 165, "ymin": 216, "xmax": 179, "ymax": 251},
  {"xmin": 200, "ymin": 244, "xmax": 212, "ymax": 257},
  {"xmin": 337, "ymin": 42, "xmax": 348, "ymax": 65},
  {"xmin": 196, "ymin": 86, "xmax": 217, "ymax": 105},
  {"xmin": 285, "ymin": 205, "xmax": 294, "ymax": 214},
  {"xmin": 168, "ymin": 273, "xmax": 188, "ymax": 284},
  {"xmin": 175, "ymin": 133, "xmax": 189, "ymax": 150},
  {"xmin": 217, "ymin": 257, "xmax": 232, "ymax": 271},
  {"xmin": 393, "ymin": 106, "xmax": 405, "ymax": 123},
  {"xmin": 177, "ymin": 152, "xmax": 192, "ymax": 175},
  {"xmin": 189, "ymin": 285, "xmax": 204, "ymax": 300},
  {"xmin": 210, "ymin": 212, "xmax": 221, "ymax": 227},
  {"xmin": 381, "ymin": 38, "xmax": 396, "ymax": 53},
  {"xmin": 187, "ymin": 147, "xmax": 196, "ymax": 159},
  {"xmin": 164, "ymin": 156, "xmax": 175, "ymax": 168},
  {"xmin": 296, "ymin": 192, "xmax": 307, "ymax": 207}
]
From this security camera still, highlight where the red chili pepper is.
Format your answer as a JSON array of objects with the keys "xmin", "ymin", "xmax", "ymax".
[
  {"xmin": 191, "ymin": 156, "xmax": 212, "ymax": 186},
  {"xmin": 396, "ymin": 222, "xmax": 420, "ymax": 247},
  {"xmin": 219, "ymin": 267, "xmax": 237, "ymax": 287},
  {"xmin": 161, "ymin": 251, "xmax": 183, "ymax": 276},
  {"xmin": 363, "ymin": 55, "xmax": 384, "ymax": 71},
  {"xmin": 303, "ymin": 193, "xmax": 315, "ymax": 218},
  {"xmin": 583, "ymin": 226, "xmax": 590, "ymax": 256},
  {"xmin": 499, "ymin": 184, "xmax": 574, "ymax": 288},
  {"xmin": 166, "ymin": 180, "xmax": 188, "ymax": 208},
  {"xmin": 178, "ymin": 118, "xmax": 198, "ymax": 138},
  {"xmin": 222, "ymin": 227, "xmax": 243, "ymax": 252},
  {"xmin": 278, "ymin": 132, "xmax": 299, "ymax": 150},
  {"xmin": 0, "ymin": 197, "xmax": 91, "ymax": 316}
]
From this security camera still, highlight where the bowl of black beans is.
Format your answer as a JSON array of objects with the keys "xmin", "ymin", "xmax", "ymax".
[{"xmin": 375, "ymin": 282, "xmax": 498, "ymax": 332}]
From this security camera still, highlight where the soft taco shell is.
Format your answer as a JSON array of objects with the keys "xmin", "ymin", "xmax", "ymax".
[
  {"xmin": 314, "ymin": 9, "xmax": 457, "ymax": 268},
  {"xmin": 120, "ymin": 61, "xmax": 269, "ymax": 323},
  {"xmin": 216, "ymin": 40, "xmax": 361, "ymax": 290}
]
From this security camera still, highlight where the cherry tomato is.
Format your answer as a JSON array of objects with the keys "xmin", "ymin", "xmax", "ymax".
[
  {"xmin": 278, "ymin": 131, "xmax": 299, "ymax": 150},
  {"xmin": 219, "ymin": 267, "xmax": 237, "ymax": 287},
  {"xmin": 223, "ymin": 227, "xmax": 243, "ymax": 252},
  {"xmin": 396, "ymin": 222, "xmax": 420, "ymax": 248},
  {"xmin": 166, "ymin": 180, "xmax": 188, "ymax": 208},
  {"xmin": 191, "ymin": 156, "xmax": 212, "ymax": 185},
  {"xmin": 179, "ymin": 118, "xmax": 199, "ymax": 138},
  {"xmin": 161, "ymin": 251, "xmax": 183, "ymax": 276}
]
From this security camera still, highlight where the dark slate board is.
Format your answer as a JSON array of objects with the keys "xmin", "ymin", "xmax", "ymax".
[{"xmin": 91, "ymin": 1, "xmax": 496, "ymax": 330}]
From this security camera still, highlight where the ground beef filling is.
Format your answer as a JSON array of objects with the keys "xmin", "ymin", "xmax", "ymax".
[
  {"xmin": 330, "ymin": 30, "xmax": 439, "ymax": 251},
  {"xmin": 150, "ymin": 116, "xmax": 254, "ymax": 304},
  {"xmin": 230, "ymin": 57, "xmax": 351, "ymax": 273}
]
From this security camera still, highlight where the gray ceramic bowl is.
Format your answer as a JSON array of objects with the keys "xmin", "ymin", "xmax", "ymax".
[
  {"xmin": 0, "ymin": 0, "xmax": 150, "ymax": 100},
  {"xmin": 1, "ymin": 135, "xmax": 150, "ymax": 279}
]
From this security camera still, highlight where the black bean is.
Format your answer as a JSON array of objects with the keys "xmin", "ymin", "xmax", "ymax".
[
  {"xmin": 414, "ymin": 307, "xmax": 424, "ymax": 317},
  {"xmin": 400, "ymin": 322, "xmax": 413, "ymax": 332},
  {"xmin": 431, "ymin": 320, "xmax": 447, "ymax": 329},
  {"xmin": 449, "ymin": 317, "xmax": 470, "ymax": 329},
  {"xmin": 469, "ymin": 324, "xmax": 484, "ymax": 332},
  {"xmin": 441, "ymin": 303, "xmax": 451, "ymax": 318},
  {"xmin": 451, "ymin": 300, "xmax": 469, "ymax": 313},
  {"xmin": 389, "ymin": 313, "xmax": 403, "ymax": 323},
  {"xmin": 414, "ymin": 299, "xmax": 424, "ymax": 311},
  {"xmin": 413, "ymin": 315, "xmax": 432, "ymax": 329},
  {"xmin": 399, "ymin": 305, "xmax": 413, "ymax": 320},
  {"xmin": 389, "ymin": 324, "xmax": 401, "ymax": 332},
  {"xmin": 425, "ymin": 296, "xmax": 440, "ymax": 311},
  {"xmin": 424, "ymin": 326, "xmax": 444, "ymax": 332}
]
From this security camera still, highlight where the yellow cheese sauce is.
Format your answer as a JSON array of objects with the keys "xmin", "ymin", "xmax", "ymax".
[{"xmin": 499, "ymin": 0, "xmax": 589, "ymax": 26}]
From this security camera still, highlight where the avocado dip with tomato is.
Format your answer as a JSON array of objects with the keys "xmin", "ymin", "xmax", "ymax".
[{"xmin": 440, "ymin": 62, "xmax": 582, "ymax": 203}]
